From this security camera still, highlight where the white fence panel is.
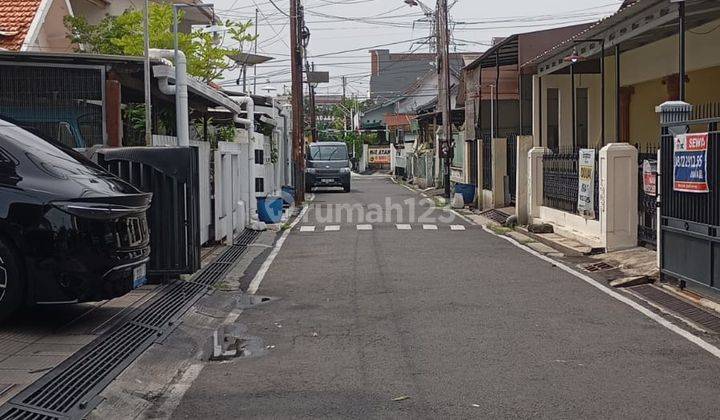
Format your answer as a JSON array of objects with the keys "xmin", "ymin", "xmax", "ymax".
[{"xmin": 215, "ymin": 141, "xmax": 245, "ymax": 243}]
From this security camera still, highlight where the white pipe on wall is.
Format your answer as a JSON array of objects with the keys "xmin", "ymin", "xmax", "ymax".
[
  {"xmin": 149, "ymin": 48, "xmax": 189, "ymax": 147},
  {"xmin": 232, "ymin": 96, "xmax": 257, "ymax": 223}
]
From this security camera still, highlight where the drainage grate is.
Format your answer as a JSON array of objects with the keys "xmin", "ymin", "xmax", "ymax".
[
  {"xmin": 0, "ymin": 407, "xmax": 58, "ymax": 420},
  {"xmin": 580, "ymin": 262, "xmax": 616, "ymax": 273},
  {"xmin": 0, "ymin": 230, "xmax": 262, "ymax": 420},
  {"xmin": 480, "ymin": 209, "xmax": 511, "ymax": 224},
  {"xmin": 631, "ymin": 284, "xmax": 720, "ymax": 334},
  {"xmin": 236, "ymin": 229, "xmax": 261, "ymax": 246}
]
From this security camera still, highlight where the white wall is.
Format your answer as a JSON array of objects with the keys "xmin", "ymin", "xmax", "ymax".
[{"xmin": 25, "ymin": 0, "xmax": 73, "ymax": 52}]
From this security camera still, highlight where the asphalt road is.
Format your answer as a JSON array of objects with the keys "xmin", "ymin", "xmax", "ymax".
[{"xmin": 173, "ymin": 175, "xmax": 720, "ymax": 419}]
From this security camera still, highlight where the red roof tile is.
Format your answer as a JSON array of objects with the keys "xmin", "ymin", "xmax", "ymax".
[{"xmin": 0, "ymin": 0, "xmax": 42, "ymax": 51}]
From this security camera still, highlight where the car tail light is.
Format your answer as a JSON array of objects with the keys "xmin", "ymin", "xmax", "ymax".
[{"xmin": 51, "ymin": 202, "xmax": 149, "ymax": 220}]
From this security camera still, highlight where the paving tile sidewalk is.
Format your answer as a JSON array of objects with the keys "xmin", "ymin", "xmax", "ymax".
[{"xmin": 0, "ymin": 285, "xmax": 160, "ymax": 405}]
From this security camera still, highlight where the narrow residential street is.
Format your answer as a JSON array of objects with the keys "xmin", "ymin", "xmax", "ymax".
[
  {"xmin": 171, "ymin": 175, "xmax": 720, "ymax": 419},
  {"xmin": 3, "ymin": 1, "xmax": 720, "ymax": 419}
]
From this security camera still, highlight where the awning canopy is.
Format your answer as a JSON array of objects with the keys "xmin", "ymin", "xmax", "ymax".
[
  {"xmin": 415, "ymin": 109, "xmax": 464, "ymax": 125},
  {"xmin": 525, "ymin": 0, "xmax": 720, "ymax": 76},
  {"xmin": 466, "ymin": 35, "xmax": 519, "ymax": 70}
]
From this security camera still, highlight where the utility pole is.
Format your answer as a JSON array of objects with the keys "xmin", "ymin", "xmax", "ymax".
[
  {"xmin": 290, "ymin": 0, "xmax": 305, "ymax": 203},
  {"xmin": 308, "ymin": 62, "xmax": 318, "ymax": 143},
  {"xmin": 253, "ymin": 8, "xmax": 259, "ymax": 95},
  {"xmin": 143, "ymin": 0, "xmax": 152, "ymax": 146},
  {"xmin": 437, "ymin": 0, "xmax": 452, "ymax": 198},
  {"xmin": 342, "ymin": 76, "xmax": 349, "ymax": 135}
]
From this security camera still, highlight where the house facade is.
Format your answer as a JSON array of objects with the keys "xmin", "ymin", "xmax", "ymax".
[
  {"xmin": 511, "ymin": 0, "xmax": 720, "ymax": 277},
  {"xmin": 0, "ymin": 0, "xmax": 74, "ymax": 52}
]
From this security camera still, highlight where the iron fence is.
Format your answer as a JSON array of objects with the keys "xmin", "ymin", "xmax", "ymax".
[
  {"xmin": 542, "ymin": 147, "xmax": 599, "ymax": 219},
  {"xmin": 659, "ymin": 104, "xmax": 719, "ymax": 290},
  {"xmin": 482, "ymin": 136, "xmax": 492, "ymax": 190},
  {"xmin": 410, "ymin": 153, "xmax": 434, "ymax": 187},
  {"xmin": 468, "ymin": 139, "xmax": 478, "ymax": 185},
  {"xmin": 637, "ymin": 145, "xmax": 659, "ymax": 248},
  {"xmin": 661, "ymin": 125, "xmax": 719, "ymax": 227}
]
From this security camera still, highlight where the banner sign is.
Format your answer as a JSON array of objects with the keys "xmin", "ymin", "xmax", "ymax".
[
  {"xmin": 642, "ymin": 160, "xmax": 658, "ymax": 197},
  {"xmin": 577, "ymin": 149, "xmax": 596, "ymax": 219},
  {"xmin": 368, "ymin": 147, "xmax": 391, "ymax": 165},
  {"xmin": 673, "ymin": 133, "xmax": 709, "ymax": 193}
]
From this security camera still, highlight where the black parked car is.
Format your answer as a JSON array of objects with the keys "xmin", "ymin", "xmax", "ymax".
[
  {"xmin": 0, "ymin": 118, "xmax": 152, "ymax": 322},
  {"xmin": 305, "ymin": 142, "xmax": 352, "ymax": 192}
]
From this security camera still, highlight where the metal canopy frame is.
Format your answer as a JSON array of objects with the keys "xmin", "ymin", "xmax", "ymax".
[{"xmin": 466, "ymin": 35, "xmax": 520, "ymax": 69}]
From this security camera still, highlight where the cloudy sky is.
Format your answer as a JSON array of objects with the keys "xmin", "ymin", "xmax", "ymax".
[{"xmin": 211, "ymin": 0, "xmax": 625, "ymax": 96}]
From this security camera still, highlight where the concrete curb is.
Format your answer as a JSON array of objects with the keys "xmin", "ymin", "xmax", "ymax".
[{"xmin": 516, "ymin": 226, "xmax": 597, "ymax": 257}]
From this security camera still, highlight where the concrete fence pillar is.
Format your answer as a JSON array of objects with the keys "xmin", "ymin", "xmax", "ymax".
[
  {"xmin": 491, "ymin": 138, "xmax": 507, "ymax": 208},
  {"xmin": 515, "ymin": 135, "xmax": 534, "ymax": 225},
  {"xmin": 360, "ymin": 143, "xmax": 369, "ymax": 173},
  {"xmin": 527, "ymin": 147, "xmax": 548, "ymax": 221},
  {"xmin": 599, "ymin": 143, "xmax": 638, "ymax": 251},
  {"xmin": 390, "ymin": 143, "xmax": 397, "ymax": 172}
]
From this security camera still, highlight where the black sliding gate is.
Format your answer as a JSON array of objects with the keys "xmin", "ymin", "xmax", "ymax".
[
  {"xmin": 97, "ymin": 147, "xmax": 201, "ymax": 277},
  {"xmin": 659, "ymin": 110, "xmax": 719, "ymax": 291}
]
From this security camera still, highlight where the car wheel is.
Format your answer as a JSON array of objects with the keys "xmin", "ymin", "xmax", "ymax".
[
  {"xmin": 0, "ymin": 239, "xmax": 24, "ymax": 323},
  {"xmin": 343, "ymin": 184, "xmax": 351, "ymax": 193}
]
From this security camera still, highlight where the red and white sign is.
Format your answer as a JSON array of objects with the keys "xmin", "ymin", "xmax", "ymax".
[{"xmin": 642, "ymin": 160, "xmax": 657, "ymax": 197}]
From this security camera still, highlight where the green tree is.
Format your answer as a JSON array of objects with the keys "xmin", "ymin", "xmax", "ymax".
[
  {"xmin": 64, "ymin": 4, "xmax": 257, "ymax": 82},
  {"xmin": 315, "ymin": 97, "xmax": 377, "ymax": 157}
]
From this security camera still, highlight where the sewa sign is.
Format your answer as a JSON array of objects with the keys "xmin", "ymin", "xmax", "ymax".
[{"xmin": 673, "ymin": 133, "xmax": 709, "ymax": 193}]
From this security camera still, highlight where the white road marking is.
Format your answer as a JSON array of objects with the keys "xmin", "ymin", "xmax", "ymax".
[
  {"xmin": 356, "ymin": 224, "xmax": 373, "ymax": 231},
  {"xmin": 248, "ymin": 205, "xmax": 309, "ymax": 295},
  {"xmin": 447, "ymin": 207, "xmax": 720, "ymax": 360},
  {"xmin": 299, "ymin": 225, "xmax": 315, "ymax": 232},
  {"xmin": 325, "ymin": 225, "xmax": 341, "ymax": 232},
  {"xmin": 155, "ymin": 363, "xmax": 204, "ymax": 418},
  {"xmin": 450, "ymin": 225, "xmax": 466, "ymax": 231},
  {"xmin": 396, "ymin": 224, "xmax": 412, "ymax": 230},
  {"xmin": 423, "ymin": 224, "xmax": 438, "ymax": 230}
]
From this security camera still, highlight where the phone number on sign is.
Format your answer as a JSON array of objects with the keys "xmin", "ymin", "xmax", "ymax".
[{"xmin": 674, "ymin": 154, "xmax": 704, "ymax": 168}]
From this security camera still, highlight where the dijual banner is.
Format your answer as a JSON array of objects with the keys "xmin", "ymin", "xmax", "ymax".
[
  {"xmin": 577, "ymin": 148, "xmax": 596, "ymax": 219},
  {"xmin": 673, "ymin": 133, "xmax": 709, "ymax": 193}
]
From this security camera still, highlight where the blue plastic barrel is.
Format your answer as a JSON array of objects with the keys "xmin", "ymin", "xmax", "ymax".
[
  {"xmin": 281, "ymin": 185, "xmax": 296, "ymax": 205},
  {"xmin": 257, "ymin": 196, "xmax": 284, "ymax": 223},
  {"xmin": 454, "ymin": 183, "xmax": 476, "ymax": 205}
]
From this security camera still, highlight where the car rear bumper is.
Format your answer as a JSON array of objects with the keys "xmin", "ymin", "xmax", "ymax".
[
  {"xmin": 307, "ymin": 172, "xmax": 350, "ymax": 187},
  {"xmin": 28, "ymin": 207, "xmax": 152, "ymax": 304}
]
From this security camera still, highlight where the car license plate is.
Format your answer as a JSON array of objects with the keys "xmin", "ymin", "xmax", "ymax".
[
  {"xmin": 321, "ymin": 178, "xmax": 334, "ymax": 183},
  {"xmin": 133, "ymin": 264, "xmax": 147, "ymax": 289}
]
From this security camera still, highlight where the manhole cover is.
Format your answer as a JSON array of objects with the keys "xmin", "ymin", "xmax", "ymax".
[
  {"xmin": 480, "ymin": 209, "xmax": 511, "ymax": 224},
  {"xmin": 631, "ymin": 284, "xmax": 720, "ymax": 334},
  {"xmin": 580, "ymin": 262, "xmax": 616, "ymax": 272}
]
